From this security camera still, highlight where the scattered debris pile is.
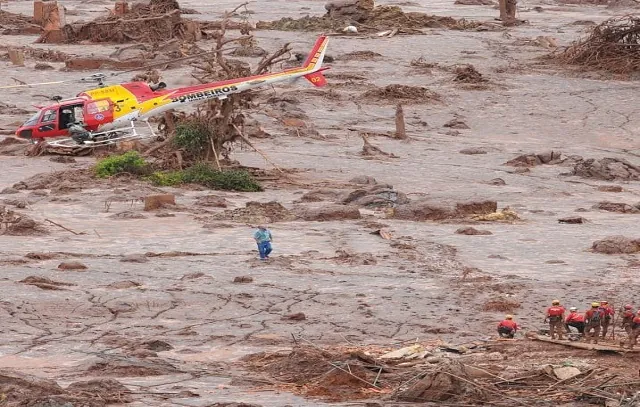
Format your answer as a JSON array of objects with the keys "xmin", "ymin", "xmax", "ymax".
[
  {"xmin": 362, "ymin": 84, "xmax": 442, "ymax": 104},
  {"xmin": 339, "ymin": 183, "xmax": 409, "ymax": 208},
  {"xmin": 257, "ymin": 3, "xmax": 479, "ymax": 33},
  {"xmin": 453, "ymin": 64, "xmax": 487, "ymax": 84},
  {"xmin": 242, "ymin": 342, "xmax": 640, "ymax": 405},
  {"xmin": 0, "ymin": 10, "xmax": 41, "ymax": 35},
  {"xmin": 555, "ymin": 15, "xmax": 640, "ymax": 74},
  {"xmin": 61, "ymin": 0, "xmax": 201, "ymax": 43},
  {"xmin": 0, "ymin": 206, "xmax": 47, "ymax": 236},
  {"xmin": 0, "ymin": 372, "xmax": 131, "ymax": 406}
]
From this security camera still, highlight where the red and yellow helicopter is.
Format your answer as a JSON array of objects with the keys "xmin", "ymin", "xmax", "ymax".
[{"xmin": 6, "ymin": 36, "xmax": 329, "ymax": 147}]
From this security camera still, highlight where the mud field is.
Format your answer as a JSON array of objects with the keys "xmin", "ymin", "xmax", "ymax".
[{"xmin": 1, "ymin": 0, "xmax": 640, "ymax": 406}]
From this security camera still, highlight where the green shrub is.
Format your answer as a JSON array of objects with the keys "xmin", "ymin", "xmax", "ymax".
[
  {"xmin": 147, "ymin": 163, "xmax": 262, "ymax": 192},
  {"xmin": 95, "ymin": 151, "xmax": 148, "ymax": 178},
  {"xmin": 173, "ymin": 122, "xmax": 211, "ymax": 157},
  {"xmin": 182, "ymin": 163, "xmax": 262, "ymax": 192},
  {"xmin": 147, "ymin": 171, "xmax": 184, "ymax": 186}
]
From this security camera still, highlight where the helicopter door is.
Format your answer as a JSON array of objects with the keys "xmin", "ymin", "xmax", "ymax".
[
  {"xmin": 34, "ymin": 108, "xmax": 66, "ymax": 138},
  {"xmin": 83, "ymin": 99, "xmax": 114, "ymax": 130}
]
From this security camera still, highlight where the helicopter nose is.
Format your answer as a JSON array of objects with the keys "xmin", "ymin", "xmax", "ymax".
[{"xmin": 16, "ymin": 127, "xmax": 33, "ymax": 139}]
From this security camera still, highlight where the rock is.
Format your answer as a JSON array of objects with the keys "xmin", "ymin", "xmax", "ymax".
[
  {"xmin": 593, "ymin": 201, "xmax": 638, "ymax": 214},
  {"xmin": 349, "ymin": 175, "xmax": 377, "ymax": 185},
  {"xmin": 553, "ymin": 366, "xmax": 581, "ymax": 381},
  {"xmin": 456, "ymin": 200, "xmax": 497, "ymax": 215},
  {"xmin": 459, "ymin": 147, "xmax": 487, "ymax": 155},
  {"xmin": 299, "ymin": 189, "xmax": 340, "ymax": 202},
  {"xmin": 57, "ymin": 261, "xmax": 88, "ymax": 271},
  {"xmin": 381, "ymin": 344, "xmax": 425, "ymax": 360},
  {"xmin": 571, "ymin": 157, "xmax": 640, "ymax": 181},
  {"xmin": 233, "ymin": 276, "xmax": 253, "ymax": 283},
  {"xmin": 3, "ymin": 198, "xmax": 27, "ymax": 208},
  {"xmin": 50, "ymin": 156, "xmax": 76, "ymax": 163},
  {"xmin": 592, "ymin": 236, "xmax": 640, "ymax": 254},
  {"xmin": 144, "ymin": 194, "xmax": 176, "ymax": 211},
  {"xmin": 296, "ymin": 204, "xmax": 361, "ymax": 221},
  {"xmin": 141, "ymin": 340, "xmax": 173, "ymax": 352},
  {"xmin": 325, "ymin": 0, "xmax": 374, "ymax": 22},
  {"xmin": 1, "ymin": 187, "xmax": 19, "ymax": 194},
  {"xmin": 443, "ymin": 118, "xmax": 469, "ymax": 129},
  {"xmin": 597, "ymin": 185, "xmax": 623, "ymax": 192},
  {"xmin": 120, "ymin": 254, "xmax": 149, "ymax": 263},
  {"xmin": 536, "ymin": 150, "xmax": 562, "ymax": 164},
  {"xmin": 514, "ymin": 167, "xmax": 530, "ymax": 174},
  {"xmin": 282, "ymin": 312, "xmax": 306, "ymax": 321},
  {"xmin": 393, "ymin": 199, "xmax": 496, "ymax": 221},
  {"xmin": 109, "ymin": 211, "xmax": 147, "ymax": 220},
  {"xmin": 34, "ymin": 62, "xmax": 54, "ymax": 70},
  {"xmin": 455, "ymin": 0, "xmax": 494, "ymax": 4},
  {"xmin": 488, "ymin": 178, "xmax": 506, "ymax": 186},
  {"xmin": 558, "ymin": 216, "xmax": 586, "ymax": 224},
  {"xmin": 181, "ymin": 272, "xmax": 206, "ymax": 280},
  {"xmin": 340, "ymin": 184, "xmax": 409, "ymax": 208},
  {"xmin": 398, "ymin": 361, "xmax": 483, "ymax": 402},
  {"xmin": 106, "ymin": 280, "xmax": 141, "ymax": 289},
  {"xmin": 195, "ymin": 195, "xmax": 228, "ymax": 208},
  {"xmin": 455, "ymin": 227, "xmax": 492, "ymax": 235}
]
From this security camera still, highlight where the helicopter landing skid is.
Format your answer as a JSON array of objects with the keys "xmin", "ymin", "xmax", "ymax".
[{"xmin": 46, "ymin": 121, "xmax": 157, "ymax": 149}]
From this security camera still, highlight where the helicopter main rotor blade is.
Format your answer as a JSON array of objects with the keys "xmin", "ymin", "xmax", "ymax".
[{"xmin": 0, "ymin": 80, "xmax": 71, "ymax": 90}]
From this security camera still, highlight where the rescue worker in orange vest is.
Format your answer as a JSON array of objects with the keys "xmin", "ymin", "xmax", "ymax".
[
  {"xmin": 584, "ymin": 302, "xmax": 603, "ymax": 344},
  {"xmin": 624, "ymin": 310, "xmax": 640, "ymax": 350},
  {"xmin": 621, "ymin": 305, "xmax": 634, "ymax": 336},
  {"xmin": 564, "ymin": 307, "xmax": 585, "ymax": 334},
  {"xmin": 599, "ymin": 300, "xmax": 614, "ymax": 339},
  {"xmin": 497, "ymin": 315, "xmax": 518, "ymax": 338},
  {"xmin": 545, "ymin": 300, "xmax": 566, "ymax": 340}
]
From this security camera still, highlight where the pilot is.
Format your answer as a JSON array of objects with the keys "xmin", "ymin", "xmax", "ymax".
[{"xmin": 67, "ymin": 121, "xmax": 92, "ymax": 144}]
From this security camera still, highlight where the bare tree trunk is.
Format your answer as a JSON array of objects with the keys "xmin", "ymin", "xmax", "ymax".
[
  {"xmin": 506, "ymin": 0, "xmax": 517, "ymax": 21},
  {"xmin": 498, "ymin": 0, "xmax": 507, "ymax": 21},
  {"xmin": 395, "ymin": 103, "xmax": 407, "ymax": 140}
]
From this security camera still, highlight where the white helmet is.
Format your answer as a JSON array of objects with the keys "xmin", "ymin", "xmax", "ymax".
[{"xmin": 569, "ymin": 307, "xmax": 577, "ymax": 312}]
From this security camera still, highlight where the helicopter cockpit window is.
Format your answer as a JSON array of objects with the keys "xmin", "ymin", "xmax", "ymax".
[
  {"xmin": 41, "ymin": 109, "xmax": 57, "ymax": 123},
  {"xmin": 23, "ymin": 112, "xmax": 40, "ymax": 126}
]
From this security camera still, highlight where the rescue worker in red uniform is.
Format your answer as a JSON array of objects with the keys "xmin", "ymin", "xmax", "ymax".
[
  {"xmin": 546, "ymin": 300, "xmax": 566, "ymax": 340},
  {"xmin": 599, "ymin": 300, "xmax": 614, "ymax": 339},
  {"xmin": 621, "ymin": 305, "xmax": 634, "ymax": 336},
  {"xmin": 584, "ymin": 302, "xmax": 603, "ymax": 344},
  {"xmin": 625, "ymin": 310, "xmax": 640, "ymax": 350},
  {"xmin": 497, "ymin": 315, "xmax": 518, "ymax": 338},
  {"xmin": 564, "ymin": 307, "xmax": 585, "ymax": 334}
]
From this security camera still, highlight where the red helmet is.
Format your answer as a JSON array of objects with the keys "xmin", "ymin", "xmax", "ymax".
[
  {"xmin": 600, "ymin": 301, "xmax": 608, "ymax": 305},
  {"xmin": 625, "ymin": 304, "xmax": 633, "ymax": 309}
]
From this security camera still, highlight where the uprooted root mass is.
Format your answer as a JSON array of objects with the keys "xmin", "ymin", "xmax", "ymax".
[{"xmin": 555, "ymin": 15, "xmax": 640, "ymax": 74}]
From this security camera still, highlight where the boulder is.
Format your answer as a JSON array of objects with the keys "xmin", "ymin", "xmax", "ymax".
[
  {"xmin": 571, "ymin": 157, "xmax": 640, "ymax": 181},
  {"xmin": 57, "ymin": 261, "xmax": 88, "ymax": 271},
  {"xmin": 456, "ymin": 227, "xmax": 492, "ymax": 235},
  {"xmin": 144, "ymin": 194, "xmax": 176, "ymax": 211},
  {"xmin": 325, "ymin": 0, "xmax": 374, "ymax": 21},
  {"xmin": 593, "ymin": 201, "xmax": 639, "ymax": 214},
  {"xmin": 592, "ymin": 236, "xmax": 640, "ymax": 254}
]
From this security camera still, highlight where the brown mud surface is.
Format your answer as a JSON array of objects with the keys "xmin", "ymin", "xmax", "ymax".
[{"xmin": 1, "ymin": 0, "xmax": 640, "ymax": 406}]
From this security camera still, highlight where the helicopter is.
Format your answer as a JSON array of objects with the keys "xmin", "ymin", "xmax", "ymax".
[{"xmin": 6, "ymin": 35, "xmax": 329, "ymax": 147}]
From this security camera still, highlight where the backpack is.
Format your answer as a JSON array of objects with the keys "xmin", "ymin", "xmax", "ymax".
[{"xmin": 590, "ymin": 309, "xmax": 602, "ymax": 324}]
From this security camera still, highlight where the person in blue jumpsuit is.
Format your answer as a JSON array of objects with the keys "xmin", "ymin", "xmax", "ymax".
[{"xmin": 254, "ymin": 225, "xmax": 273, "ymax": 260}]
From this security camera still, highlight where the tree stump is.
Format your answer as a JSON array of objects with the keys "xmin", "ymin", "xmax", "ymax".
[{"xmin": 395, "ymin": 103, "xmax": 407, "ymax": 140}]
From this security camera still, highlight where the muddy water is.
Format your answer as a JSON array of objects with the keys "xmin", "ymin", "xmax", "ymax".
[{"xmin": 1, "ymin": 0, "xmax": 640, "ymax": 405}]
